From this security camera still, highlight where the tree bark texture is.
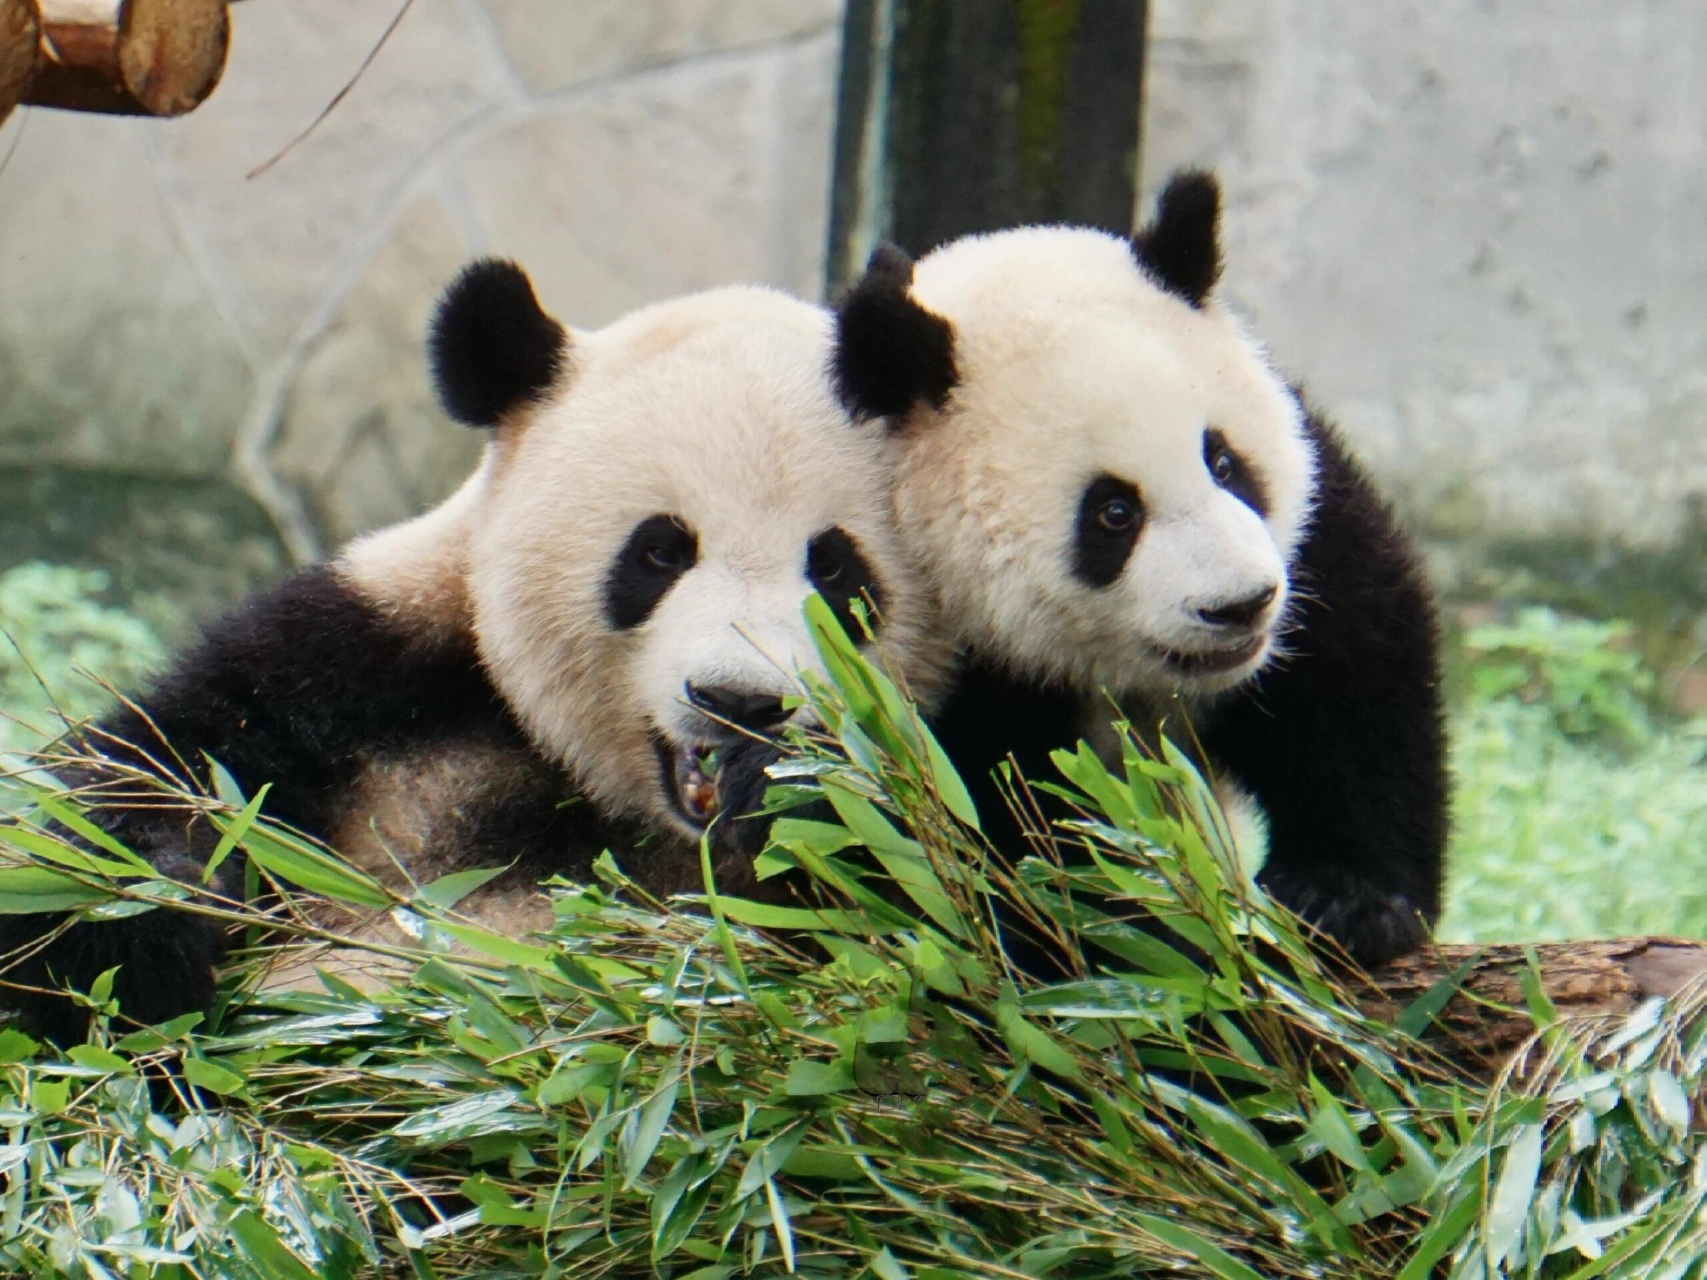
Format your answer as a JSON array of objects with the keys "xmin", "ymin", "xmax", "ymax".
[
  {"xmin": 1364, "ymin": 936, "xmax": 1707, "ymax": 1077},
  {"xmin": 0, "ymin": 0, "xmax": 39, "ymax": 127}
]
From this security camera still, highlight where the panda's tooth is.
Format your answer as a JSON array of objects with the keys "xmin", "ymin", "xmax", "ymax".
[{"xmin": 673, "ymin": 744, "xmax": 721, "ymax": 824}]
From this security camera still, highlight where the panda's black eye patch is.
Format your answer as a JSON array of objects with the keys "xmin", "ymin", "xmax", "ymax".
[
  {"xmin": 1073, "ymin": 474, "xmax": 1144, "ymax": 589},
  {"xmin": 605, "ymin": 514, "xmax": 698, "ymax": 630},
  {"xmin": 807, "ymin": 526, "xmax": 885, "ymax": 638},
  {"xmin": 1204, "ymin": 428, "xmax": 1267, "ymax": 517}
]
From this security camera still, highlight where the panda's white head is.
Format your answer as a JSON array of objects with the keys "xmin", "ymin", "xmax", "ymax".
[
  {"xmin": 415, "ymin": 262, "xmax": 950, "ymax": 840},
  {"xmin": 833, "ymin": 171, "xmax": 1316, "ymax": 699}
]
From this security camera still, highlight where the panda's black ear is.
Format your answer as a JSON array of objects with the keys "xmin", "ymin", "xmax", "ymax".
[
  {"xmin": 832, "ymin": 242, "xmax": 958, "ymax": 423},
  {"xmin": 1131, "ymin": 169, "xmax": 1222, "ymax": 308},
  {"xmin": 429, "ymin": 259, "xmax": 569, "ymax": 428}
]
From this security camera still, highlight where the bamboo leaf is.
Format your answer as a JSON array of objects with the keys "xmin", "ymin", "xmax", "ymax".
[
  {"xmin": 1485, "ymin": 1122, "xmax": 1544, "ymax": 1267},
  {"xmin": 1135, "ymin": 1214, "xmax": 1266, "ymax": 1280},
  {"xmin": 622, "ymin": 1063, "xmax": 681, "ymax": 1190},
  {"xmin": 182, "ymin": 1056, "xmax": 246, "ymax": 1096},
  {"xmin": 203, "ymin": 783, "xmax": 269, "ymax": 884},
  {"xmin": 0, "ymin": 863, "xmax": 117, "ymax": 913}
]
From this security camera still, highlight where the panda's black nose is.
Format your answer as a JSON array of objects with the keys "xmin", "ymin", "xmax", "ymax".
[
  {"xmin": 685, "ymin": 683, "xmax": 791, "ymax": 733},
  {"xmin": 1197, "ymin": 585, "xmax": 1277, "ymax": 630}
]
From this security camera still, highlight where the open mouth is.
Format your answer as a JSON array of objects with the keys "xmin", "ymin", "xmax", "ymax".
[
  {"xmin": 1158, "ymin": 634, "xmax": 1267, "ymax": 676},
  {"xmin": 655, "ymin": 737, "xmax": 724, "ymax": 830}
]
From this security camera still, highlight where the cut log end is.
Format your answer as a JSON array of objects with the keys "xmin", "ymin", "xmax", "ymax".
[
  {"xmin": 0, "ymin": 0, "xmax": 41, "ymax": 127},
  {"xmin": 1362, "ymin": 935, "xmax": 1707, "ymax": 1076},
  {"xmin": 119, "ymin": 0, "xmax": 229, "ymax": 114},
  {"xmin": 27, "ymin": 0, "xmax": 229, "ymax": 118}
]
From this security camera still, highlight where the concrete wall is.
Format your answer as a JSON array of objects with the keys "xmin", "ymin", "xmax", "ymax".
[
  {"xmin": 1143, "ymin": 0, "xmax": 1707, "ymax": 590},
  {"xmin": 4, "ymin": 0, "xmax": 1703, "ymax": 609},
  {"xmin": 0, "ymin": 0, "xmax": 842, "ymax": 571}
]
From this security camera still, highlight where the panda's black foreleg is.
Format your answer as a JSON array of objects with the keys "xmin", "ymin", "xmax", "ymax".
[
  {"xmin": 705, "ymin": 737, "xmax": 838, "ymax": 899},
  {"xmin": 0, "ymin": 910, "xmax": 228, "ymax": 1048},
  {"xmin": 3, "ymin": 566, "xmax": 516, "ymax": 1041},
  {"xmin": 1203, "ymin": 413, "xmax": 1448, "ymax": 970},
  {"xmin": 0, "ymin": 825, "xmax": 239, "ymax": 1046}
]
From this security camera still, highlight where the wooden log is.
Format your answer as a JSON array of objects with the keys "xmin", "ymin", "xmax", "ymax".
[
  {"xmin": 1362, "ymin": 936, "xmax": 1707, "ymax": 1076},
  {"xmin": 0, "ymin": 0, "xmax": 40, "ymax": 127},
  {"xmin": 25, "ymin": 0, "xmax": 228, "ymax": 117}
]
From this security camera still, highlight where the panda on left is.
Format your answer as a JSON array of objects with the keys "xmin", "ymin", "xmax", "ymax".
[{"xmin": 1, "ymin": 260, "xmax": 954, "ymax": 1046}]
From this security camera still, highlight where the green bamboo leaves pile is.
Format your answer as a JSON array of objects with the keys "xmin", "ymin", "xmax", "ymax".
[{"xmin": 0, "ymin": 599, "xmax": 1701, "ymax": 1277}]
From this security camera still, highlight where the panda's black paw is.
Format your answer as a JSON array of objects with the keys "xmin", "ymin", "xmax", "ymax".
[
  {"xmin": 709, "ymin": 739, "xmax": 786, "ymax": 862},
  {"xmin": 1257, "ymin": 867, "xmax": 1431, "ymax": 970}
]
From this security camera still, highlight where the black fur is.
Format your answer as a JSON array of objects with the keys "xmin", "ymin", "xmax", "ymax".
[
  {"xmin": 927, "ymin": 657, "xmax": 1092, "ymax": 978},
  {"xmin": 1201, "ymin": 408, "xmax": 1447, "ymax": 965},
  {"xmin": 703, "ymin": 738, "xmax": 793, "ymax": 872},
  {"xmin": 1, "ymin": 567, "xmax": 636, "ymax": 1044},
  {"xmin": 928, "ymin": 660, "xmax": 1220, "ymax": 997},
  {"xmin": 831, "ymin": 243, "xmax": 958, "ymax": 421},
  {"xmin": 1071, "ymin": 474, "xmax": 1144, "ymax": 589},
  {"xmin": 429, "ymin": 259, "xmax": 567, "ymax": 428},
  {"xmin": 604, "ymin": 513, "xmax": 698, "ymax": 630},
  {"xmin": 806, "ymin": 526, "xmax": 886, "ymax": 638},
  {"xmin": 1131, "ymin": 170, "xmax": 1223, "ymax": 309},
  {"xmin": 1203, "ymin": 429, "xmax": 1268, "ymax": 518}
]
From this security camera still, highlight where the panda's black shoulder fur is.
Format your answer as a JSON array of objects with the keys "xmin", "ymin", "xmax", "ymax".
[
  {"xmin": 1202, "ymin": 403, "xmax": 1448, "ymax": 966},
  {"xmin": 430, "ymin": 258, "xmax": 568, "ymax": 428},
  {"xmin": 929, "ymin": 653, "xmax": 1087, "ymax": 841},
  {"xmin": 921, "ymin": 655, "xmax": 1093, "ymax": 978},
  {"xmin": 87, "ymin": 567, "xmax": 505, "ymax": 828},
  {"xmin": 1, "ymin": 567, "xmax": 616, "ymax": 1044}
]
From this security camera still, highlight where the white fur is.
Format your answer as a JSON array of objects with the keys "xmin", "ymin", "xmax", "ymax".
[
  {"xmin": 894, "ymin": 226, "xmax": 1316, "ymax": 699},
  {"xmin": 455, "ymin": 285, "xmax": 952, "ymax": 835},
  {"xmin": 340, "ymin": 461, "xmax": 486, "ymax": 636}
]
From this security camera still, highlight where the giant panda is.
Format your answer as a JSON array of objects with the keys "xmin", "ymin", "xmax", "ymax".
[
  {"xmin": 829, "ymin": 170, "xmax": 1448, "ymax": 970},
  {"xmin": 2, "ymin": 261, "xmax": 951, "ymax": 1043}
]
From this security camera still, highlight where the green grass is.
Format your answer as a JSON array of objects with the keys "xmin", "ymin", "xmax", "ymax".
[
  {"xmin": 0, "ymin": 562, "xmax": 167, "ymax": 754},
  {"xmin": 0, "ymin": 596, "xmax": 1702, "ymax": 1277},
  {"xmin": 1442, "ymin": 608, "xmax": 1707, "ymax": 943}
]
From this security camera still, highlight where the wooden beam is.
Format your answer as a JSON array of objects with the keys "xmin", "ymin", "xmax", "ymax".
[
  {"xmin": 0, "ymin": 0, "xmax": 39, "ymax": 127},
  {"xmin": 1363, "ymin": 936, "xmax": 1707, "ymax": 1077},
  {"xmin": 826, "ymin": 0, "xmax": 1147, "ymax": 290},
  {"xmin": 26, "ymin": 0, "xmax": 228, "ymax": 117}
]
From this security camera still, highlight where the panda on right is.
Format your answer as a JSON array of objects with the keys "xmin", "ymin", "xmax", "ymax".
[{"xmin": 834, "ymin": 169, "xmax": 1448, "ymax": 970}]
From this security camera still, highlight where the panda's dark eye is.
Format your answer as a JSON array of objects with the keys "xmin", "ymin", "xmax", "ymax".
[
  {"xmin": 605, "ymin": 513, "xmax": 698, "ymax": 630},
  {"xmin": 1073, "ymin": 474, "xmax": 1143, "ymax": 589},
  {"xmin": 1095, "ymin": 497, "xmax": 1137, "ymax": 533},
  {"xmin": 807, "ymin": 526, "xmax": 885, "ymax": 637},
  {"xmin": 643, "ymin": 521, "xmax": 695, "ymax": 572},
  {"xmin": 1202, "ymin": 428, "xmax": 1268, "ymax": 516}
]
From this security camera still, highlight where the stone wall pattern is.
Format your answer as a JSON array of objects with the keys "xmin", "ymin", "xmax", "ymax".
[
  {"xmin": 1144, "ymin": 0, "xmax": 1707, "ymax": 568},
  {"xmin": 0, "ymin": 0, "xmax": 844, "ymax": 560},
  {"xmin": 1, "ymin": 0, "xmax": 1703, "ymax": 585}
]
